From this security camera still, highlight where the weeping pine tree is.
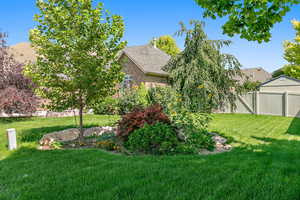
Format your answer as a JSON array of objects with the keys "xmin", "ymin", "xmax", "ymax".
[{"xmin": 163, "ymin": 20, "xmax": 243, "ymax": 113}]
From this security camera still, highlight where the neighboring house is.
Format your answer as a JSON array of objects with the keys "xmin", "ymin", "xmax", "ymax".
[
  {"xmin": 8, "ymin": 42, "xmax": 37, "ymax": 64},
  {"xmin": 259, "ymin": 75, "xmax": 300, "ymax": 93},
  {"xmin": 235, "ymin": 67, "xmax": 272, "ymax": 84},
  {"xmin": 9, "ymin": 42, "xmax": 272, "ymax": 89},
  {"xmin": 9, "ymin": 42, "xmax": 170, "ymax": 88},
  {"xmin": 119, "ymin": 44, "xmax": 170, "ymax": 88}
]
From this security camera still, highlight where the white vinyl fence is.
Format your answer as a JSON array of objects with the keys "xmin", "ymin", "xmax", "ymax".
[{"xmin": 220, "ymin": 91, "xmax": 300, "ymax": 118}]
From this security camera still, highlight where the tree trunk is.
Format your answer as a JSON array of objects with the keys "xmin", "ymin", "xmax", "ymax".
[{"xmin": 79, "ymin": 105, "xmax": 84, "ymax": 142}]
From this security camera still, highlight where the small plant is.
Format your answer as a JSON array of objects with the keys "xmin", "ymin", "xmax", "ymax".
[
  {"xmin": 116, "ymin": 104, "xmax": 170, "ymax": 141},
  {"xmin": 126, "ymin": 122, "xmax": 179, "ymax": 155},
  {"xmin": 97, "ymin": 140, "xmax": 119, "ymax": 151},
  {"xmin": 50, "ymin": 141, "xmax": 63, "ymax": 150},
  {"xmin": 95, "ymin": 132, "xmax": 121, "ymax": 151}
]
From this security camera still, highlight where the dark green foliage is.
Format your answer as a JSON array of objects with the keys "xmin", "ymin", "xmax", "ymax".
[
  {"xmin": 283, "ymin": 65, "xmax": 300, "ymax": 79},
  {"xmin": 194, "ymin": 0, "xmax": 300, "ymax": 42},
  {"xmin": 164, "ymin": 20, "xmax": 242, "ymax": 113},
  {"xmin": 242, "ymin": 80, "xmax": 261, "ymax": 92},
  {"xmin": 146, "ymin": 86, "xmax": 177, "ymax": 113},
  {"xmin": 93, "ymin": 97, "xmax": 120, "ymax": 115},
  {"xmin": 177, "ymin": 128, "xmax": 215, "ymax": 153},
  {"xmin": 118, "ymin": 84, "xmax": 148, "ymax": 114},
  {"xmin": 170, "ymin": 109, "xmax": 212, "ymax": 131},
  {"xmin": 272, "ymin": 68, "xmax": 285, "ymax": 78},
  {"xmin": 126, "ymin": 123, "xmax": 179, "ymax": 155},
  {"xmin": 170, "ymin": 110, "xmax": 214, "ymax": 153}
]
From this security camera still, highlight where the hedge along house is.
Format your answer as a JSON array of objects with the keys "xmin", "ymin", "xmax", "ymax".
[{"xmin": 118, "ymin": 44, "xmax": 170, "ymax": 88}]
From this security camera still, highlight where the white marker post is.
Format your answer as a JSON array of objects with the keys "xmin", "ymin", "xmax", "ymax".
[{"xmin": 6, "ymin": 128, "xmax": 17, "ymax": 150}]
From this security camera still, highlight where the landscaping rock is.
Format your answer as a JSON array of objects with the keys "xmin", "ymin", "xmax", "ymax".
[
  {"xmin": 212, "ymin": 135, "xmax": 227, "ymax": 144},
  {"xmin": 199, "ymin": 132, "xmax": 232, "ymax": 155},
  {"xmin": 39, "ymin": 126, "xmax": 116, "ymax": 147}
]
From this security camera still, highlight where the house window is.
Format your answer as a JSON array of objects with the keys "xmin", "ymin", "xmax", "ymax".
[{"xmin": 121, "ymin": 74, "xmax": 133, "ymax": 88}]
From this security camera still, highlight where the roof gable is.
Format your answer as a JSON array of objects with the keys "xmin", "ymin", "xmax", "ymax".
[
  {"xmin": 259, "ymin": 75, "xmax": 300, "ymax": 87},
  {"xmin": 122, "ymin": 45, "xmax": 170, "ymax": 76}
]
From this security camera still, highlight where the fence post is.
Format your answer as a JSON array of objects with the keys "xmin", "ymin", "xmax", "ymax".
[
  {"xmin": 255, "ymin": 91, "xmax": 260, "ymax": 115},
  {"xmin": 6, "ymin": 128, "xmax": 17, "ymax": 150},
  {"xmin": 284, "ymin": 92, "xmax": 288, "ymax": 117}
]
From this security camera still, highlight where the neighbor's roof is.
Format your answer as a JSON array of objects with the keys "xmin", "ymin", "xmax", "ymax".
[
  {"xmin": 122, "ymin": 44, "xmax": 170, "ymax": 76},
  {"xmin": 8, "ymin": 42, "xmax": 36, "ymax": 63},
  {"xmin": 235, "ymin": 67, "xmax": 272, "ymax": 83}
]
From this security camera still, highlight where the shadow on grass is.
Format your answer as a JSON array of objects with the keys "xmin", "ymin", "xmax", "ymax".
[
  {"xmin": 1, "ymin": 136, "xmax": 300, "ymax": 200},
  {"xmin": 0, "ymin": 117, "xmax": 32, "ymax": 124},
  {"xmin": 287, "ymin": 115, "xmax": 300, "ymax": 135},
  {"xmin": 19, "ymin": 124, "xmax": 99, "ymax": 142}
]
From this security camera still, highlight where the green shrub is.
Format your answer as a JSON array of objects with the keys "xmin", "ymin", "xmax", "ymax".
[
  {"xmin": 118, "ymin": 83, "xmax": 149, "ymax": 114},
  {"xmin": 182, "ymin": 127, "xmax": 215, "ymax": 152},
  {"xmin": 126, "ymin": 122, "xmax": 179, "ymax": 155},
  {"xmin": 93, "ymin": 97, "xmax": 120, "ymax": 115},
  {"xmin": 170, "ymin": 109, "xmax": 212, "ymax": 131},
  {"xmin": 170, "ymin": 109, "xmax": 214, "ymax": 153},
  {"xmin": 117, "ymin": 104, "xmax": 170, "ymax": 141},
  {"xmin": 147, "ymin": 86, "xmax": 177, "ymax": 113}
]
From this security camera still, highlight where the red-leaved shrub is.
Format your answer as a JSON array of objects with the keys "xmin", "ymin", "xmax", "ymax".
[{"xmin": 117, "ymin": 104, "xmax": 170, "ymax": 141}]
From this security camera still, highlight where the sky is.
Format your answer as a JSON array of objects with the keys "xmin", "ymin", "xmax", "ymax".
[{"xmin": 1, "ymin": 0, "xmax": 300, "ymax": 73}]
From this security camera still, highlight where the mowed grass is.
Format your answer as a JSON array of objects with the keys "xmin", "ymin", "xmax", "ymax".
[
  {"xmin": 0, "ymin": 115, "xmax": 119, "ymax": 159},
  {"xmin": 0, "ymin": 114, "xmax": 300, "ymax": 200}
]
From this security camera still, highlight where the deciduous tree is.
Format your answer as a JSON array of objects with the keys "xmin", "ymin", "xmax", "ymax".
[
  {"xmin": 150, "ymin": 35, "xmax": 180, "ymax": 56},
  {"xmin": 0, "ymin": 32, "xmax": 38, "ymax": 114},
  {"xmin": 280, "ymin": 20, "xmax": 300, "ymax": 79},
  {"xmin": 194, "ymin": 0, "xmax": 300, "ymax": 42},
  {"xmin": 164, "ymin": 20, "xmax": 243, "ymax": 113},
  {"xmin": 25, "ymin": 0, "xmax": 126, "ymax": 139}
]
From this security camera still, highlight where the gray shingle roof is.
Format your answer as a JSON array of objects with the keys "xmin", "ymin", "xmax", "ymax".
[
  {"xmin": 122, "ymin": 44, "xmax": 170, "ymax": 76},
  {"xmin": 235, "ymin": 67, "xmax": 272, "ymax": 83}
]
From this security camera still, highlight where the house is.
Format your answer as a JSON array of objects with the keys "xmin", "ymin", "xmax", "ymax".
[
  {"xmin": 8, "ymin": 42, "xmax": 37, "ymax": 63},
  {"xmin": 9, "ymin": 42, "xmax": 170, "ymax": 88},
  {"xmin": 259, "ymin": 75, "xmax": 300, "ymax": 93},
  {"xmin": 119, "ymin": 44, "xmax": 170, "ymax": 88},
  {"xmin": 235, "ymin": 67, "xmax": 272, "ymax": 84},
  {"xmin": 9, "ymin": 42, "xmax": 272, "ymax": 88}
]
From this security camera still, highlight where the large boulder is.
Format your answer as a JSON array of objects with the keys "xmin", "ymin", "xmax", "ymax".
[{"xmin": 39, "ymin": 126, "xmax": 115, "ymax": 147}]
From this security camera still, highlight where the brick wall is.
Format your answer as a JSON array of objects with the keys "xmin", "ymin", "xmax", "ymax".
[{"xmin": 120, "ymin": 54, "xmax": 168, "ymax": 87}]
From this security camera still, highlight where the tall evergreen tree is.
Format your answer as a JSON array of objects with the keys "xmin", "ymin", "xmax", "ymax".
[{"xmin": 164, "ymin": 21, "xmax": 243, "ymax": 113}]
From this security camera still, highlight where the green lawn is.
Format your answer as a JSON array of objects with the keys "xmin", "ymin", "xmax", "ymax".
[{"xmin": 0, "ymin": 114, "xmax": 300, "ymax": 200}]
